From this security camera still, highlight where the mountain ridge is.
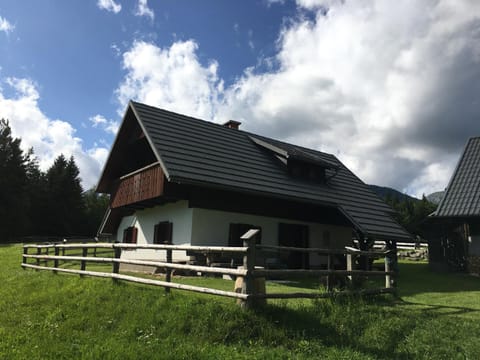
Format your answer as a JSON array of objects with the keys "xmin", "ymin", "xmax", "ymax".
[{"xmin": 368, "ymin": 185, "xmax": 419, "ymax": 203}]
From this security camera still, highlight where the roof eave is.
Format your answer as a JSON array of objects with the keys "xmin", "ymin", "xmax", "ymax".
[
  {"xmin": 129, "ymin": 101, "xmax": 171, "ymax": 181},
  {"xmin": 95, "ymin": 103, "xmax": 133, "ymax": 193},
  {"xmin": 169, "ymin": 174, "xmax": 339, "ymax": 208}
]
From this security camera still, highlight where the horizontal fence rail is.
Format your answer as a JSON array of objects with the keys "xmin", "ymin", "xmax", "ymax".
[
  {"xmin": 354, "ymin": 240, "xmax": 428, "ymax": 250},
  {"xmin": 22, "ymin": 232, "xmax": 397, "ymax": 308},
  {"xmin": 23, "ymin": 243, "xmax": 248, "ymax": 252},
  {"xmin": 21, "ymin": 263, "xmax": 248, "ymax": 299}
]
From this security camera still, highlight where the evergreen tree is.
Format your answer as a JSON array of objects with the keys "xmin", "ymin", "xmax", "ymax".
[
  {"xmin": 24, "ymin": 150, "xmax": 48, "ymax": 235},
  {"xmin": 0, "ymin": 119, "xmax": 30, "ymax": 242},
  {"xmin": 83, "ymin": 188, "xmax": 109, "ymax": 236},
  {"xmin": 383, "ymin": 192, "xmax": 437, "ymax": 237},
  {"xmin": 45, "ymin": 155, "xmax": 86, "ymax": 236}
]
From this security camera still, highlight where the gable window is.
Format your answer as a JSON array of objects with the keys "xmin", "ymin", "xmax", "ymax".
[
  {"xmin": 229, "ymin": 223, "xmax": 262, "ymax": 247},
  {"xmin": 123, "ymin": 226, "xmax": 138, "ymax": 244},
  {"xmin": 154, "ymin": 221, "xmax": 173, "ymax": 244},
  {"xmin": 288, "ymin": 159, "xmax": 326, "ymax": 183},
  {"xmin": 249, "ymin": 136, "xmax": 338, "ymax": 185}
]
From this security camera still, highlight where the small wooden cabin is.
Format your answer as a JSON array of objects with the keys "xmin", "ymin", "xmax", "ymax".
[
  {"xmin": 426, "ymin": 137, "xmax": 480, "ymax": 273},
  {"xmin": 96, "ymin": 101, "xmax": 411, "ymax": 268}
]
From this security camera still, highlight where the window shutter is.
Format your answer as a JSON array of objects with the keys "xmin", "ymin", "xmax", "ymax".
[
  {"xmin": 153, "ymin": 224, "xmax": 159, "ymax": 244},
  {"xmin": 123, "ymin": 226, "xmax": 138, "ymax": 244},
  {"xmin": 131, "ymin": 227, "xmax": 138, "ymax": 244}
]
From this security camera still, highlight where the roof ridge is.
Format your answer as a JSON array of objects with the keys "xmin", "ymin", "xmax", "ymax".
[{"xmin": 131, "ymin": 101, "xmax": 338, "ymax": 160}]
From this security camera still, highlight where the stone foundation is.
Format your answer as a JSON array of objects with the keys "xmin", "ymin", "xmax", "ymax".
[
  {"xmin": 467, "ymin": 255, "xmax": 480, "ymax": 275},
  {"xmin": 398, "ymin": 248, "xmax": 428, "ymax": 261}
]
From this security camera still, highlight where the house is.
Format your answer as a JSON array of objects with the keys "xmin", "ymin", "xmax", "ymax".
[
  {"xmin": 425, "ymin": 137, "xmax": 480, "ymax": 273},
  {"xmin": 96, "ymin": 101, "xmax": 411, "ymax": 269}
]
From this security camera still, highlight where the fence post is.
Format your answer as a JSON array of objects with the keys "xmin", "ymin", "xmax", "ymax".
[
  {"xmin": 94, "ymin": 237, "xmax": 98, "ymax": 257},
  {"xmin": 326, "ymin": 254, "xmax": 332, "ymax": 292},
  {"xmin": 36, "ymin": 247, "xmax": 41, "ymax": 269},
  {"xmin": 240, "ymin": 229, "xmax": 260, "ymax": 309},
  {"xmin": 112, "ymin": 244, "xmax": 121, "ymax": 282},
  {"xmin": 346, "ymin": 253, "xmax": 353, "ymax": 287},
  {"xmin": 80, "ymin": 247, "xmax": 88, "ymax": 274},
  {"xmin": 165, "ymin": 246, "xmax": 172, "ymax": 294},
  {"xmin": 384, "ymin": 254, "xmax": 391, "ymax": 289},
  {"xmin": 22, "ymin": 247, "xmax": 28, "ymax": 268},
  {"xmin": 54, "ymin": 245, "xmax": 59, "ymax": 273}
]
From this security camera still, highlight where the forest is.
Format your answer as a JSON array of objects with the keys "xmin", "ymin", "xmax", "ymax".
[
  {"xmin": 382, "ymin": 192, "xmax": 437, "ymax": 239},
  {"xmin": 0, "ymin": 119, "xmax": 108, "ymax": 242}
]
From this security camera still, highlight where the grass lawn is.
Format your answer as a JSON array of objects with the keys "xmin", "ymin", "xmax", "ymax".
[{"xmin": 1, "ymin": 244, "xmax": 480, "ymax": 359}]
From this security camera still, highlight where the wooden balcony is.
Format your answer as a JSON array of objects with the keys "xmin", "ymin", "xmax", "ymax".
[{"xmin": 111, "ymin": 163, "xmax": 164, "ymax": 209}]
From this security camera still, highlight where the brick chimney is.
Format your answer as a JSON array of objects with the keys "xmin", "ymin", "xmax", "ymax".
[{"xmin": 223, "ymin": 120, "xmax": 241, "ymax": 130}]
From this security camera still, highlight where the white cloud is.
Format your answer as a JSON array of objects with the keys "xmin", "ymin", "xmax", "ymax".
[
  {"xmin": 135, "ymin": 0, "xmax": 154, "ymax": 21},
  {"xmin": 217, "ymin": 0, "xmax": 480, "ymax": 197},
  {"xmin": 0, "ymin": 16, "xmax": 14, "ymax": 34},
  {"xmin": 296, "ymin": 0, "xmax": 335, "ymax": 10},
  {"xmin": 115, "ymin": 0, "xmax": 480, "ymax": 198},
  {"xmin": 111, "ymin": 43, "xmax": 121, "ymax": 57},
  {"xmin": 265, "ymin": 0, "xmax": 287, "ymax": 6},
  {"xmin": 248, "ymin": 30, "xmax": 255, "ymax": 50},
  {"xmin": 0, "ymin": 77, "xmax": 109, "ymax": 189},
  {"xmin": 116, "ymin": 40, "xmax": 221, "ymax": 120},
  {"xmin": 89, "ymin": 114, "xmax": 119, "ymax": 135},
  {"xmin": 97, "ymin": 0, "xmax": 122, "ymax": 14},
  {"xmin": 89, "ymin": 114, "xmax": 107, "ymax": 127}
]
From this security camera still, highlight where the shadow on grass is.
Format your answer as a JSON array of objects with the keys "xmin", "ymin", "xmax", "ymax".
[
  {"xmin": 267, "ymin": 277, "xmax": 322, "ymax": 290},
  {"xmin": 397, "ymin": 262, "xmax": 480, "ymax": 297},
  {"xmin": 266, "ymin": 262, "xmax": 480, "ymax": 297},
  {"xmin": 252, "ymin": 295, "xmax": 422, "ymax": 360},
  {"xmin": 398, "ymin": 298, "xmax": 480, "ymax": 317}
]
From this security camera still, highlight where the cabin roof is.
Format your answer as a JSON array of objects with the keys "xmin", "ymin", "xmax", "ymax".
[
  {"xmin": 433, "ymin": 137, "xmax": 480, "ymax": 218},
  {"xmin": 98, "ymin": 101, "xmax": 411, "ymax": 241}
]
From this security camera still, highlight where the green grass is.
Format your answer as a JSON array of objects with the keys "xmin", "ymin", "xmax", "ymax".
[{"xmin": 2, "ymin": 244, "xmax": 480, "ymax": 359}]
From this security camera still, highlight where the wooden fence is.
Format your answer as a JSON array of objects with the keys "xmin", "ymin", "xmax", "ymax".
[
  {"xmin": 364, "ymin": 240, "xmax": 428, "ymax": 250},
  {"xmin": 22, "ymin": 230, "xmax": 396, "ymax": 308}
]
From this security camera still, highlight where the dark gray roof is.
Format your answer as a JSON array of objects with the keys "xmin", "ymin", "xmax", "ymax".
[
  {"xmin": 434, "ymin": 137, "xmax": 480, "ymax": 218},
  {"xmin": 128, "ymin": 101, "xmax": 411, "ymax": 241}
]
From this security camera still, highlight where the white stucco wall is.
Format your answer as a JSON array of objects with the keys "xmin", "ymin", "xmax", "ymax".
[
  {"xmin": 116, "ymin": 202, "xmax": 353, "ymax": 266},
  {"xmin": 117, "ymin": 201, "xmax": 193, "ymax": 261},
  {"xmin": 191, "ymin": 207, "xmax": 353, "ymax": 267}
]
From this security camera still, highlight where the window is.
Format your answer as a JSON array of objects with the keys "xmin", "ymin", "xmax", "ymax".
[
  {"xmin": 154, "ymin": 221, "xmax": 173, "ymax": 244},
  {"xmin": 278, "ymin": 223, "xmax": 309, "ymax": 269},
  {"xmin": 229, "ymin": 223, "xmax": 261, "ymax": 247},
  {"xmin": 123, "ymin": 226, "xmax": 138, "ymax": 244},
  {"xmin": 288, "ymin": 159, "xmax": 326, "ymax": 183},
  {"xmin": 323, "ymin": 230, "xmax": 331, "ymax": 247}
]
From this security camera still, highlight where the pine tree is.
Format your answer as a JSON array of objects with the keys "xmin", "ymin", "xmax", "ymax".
[
  {"xmin": 45, "ymin": 155, "xmax": 86, "ymax": 236},
  {"xmin": 25, "ymin": 150, "xmax": 48, "ymax": 235},
  {"xmin": 0, "ymin": 119, "xmax": 30, "ymax": 242}
]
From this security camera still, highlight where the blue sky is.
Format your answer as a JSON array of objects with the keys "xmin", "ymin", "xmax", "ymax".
[
  {"xmin": 1, "ymin": 1, "xmax": 479, "ymax": 196},
  {"xmin": 0, "ymin": 1, "xmax": 293, "ymax": 145}
]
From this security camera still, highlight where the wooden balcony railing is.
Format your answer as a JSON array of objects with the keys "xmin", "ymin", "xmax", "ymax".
[{"xmin": 111, "ymin": 163, "xmax": 164, "ymax": 208}]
